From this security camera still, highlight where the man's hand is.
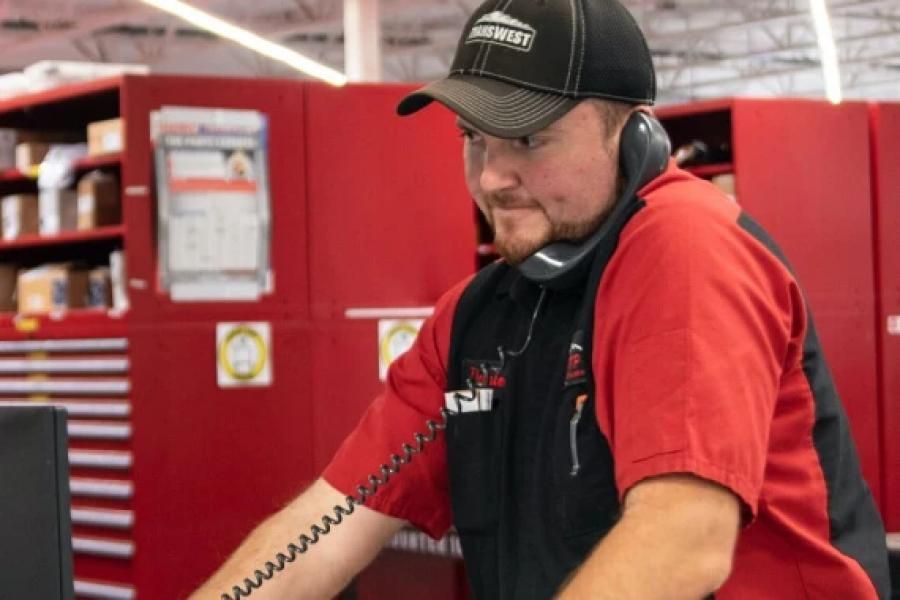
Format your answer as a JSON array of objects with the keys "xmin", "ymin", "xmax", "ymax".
[
  {"xmin": 189, "ymin": 478, "xmax": 405, "ymax": 600},
  {"xmin": 557, "ymin": 474, "xmax": 740, "ymax": 600}
]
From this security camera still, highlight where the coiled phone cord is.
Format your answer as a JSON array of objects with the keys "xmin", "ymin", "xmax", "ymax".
[{"xmin": 221, "ymin": 408, "xmax": 451, "ymax": 600}]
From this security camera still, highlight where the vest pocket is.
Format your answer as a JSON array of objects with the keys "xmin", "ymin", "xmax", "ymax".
[
  {"xmin": 446, "ymin": 409, "xmax": 501, "ymax": 534},
  {"xmin": 560, "ymin": 488, "xmax": 619, "ymax": 539},
  {"xmin": 556, "ymin": 392, "xmax": 620, "ymax": 539}
]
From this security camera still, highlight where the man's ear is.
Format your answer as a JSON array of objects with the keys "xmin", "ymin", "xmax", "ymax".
[
  {"xmin": 629, "ymin": 104, "xmax": 654, "ymax": 119},
  {"xmin": 612, "ymin": 105, "xmax": 653, "ymax": 149}
]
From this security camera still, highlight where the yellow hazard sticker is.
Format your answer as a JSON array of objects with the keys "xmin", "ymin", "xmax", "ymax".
[
  {"xmin": 378, "ymin": 319, "xmax": 424, "ymax": 381},
  {"xmin": 216, "ymin": 322, "xmax": 272, "ymax": 387}
]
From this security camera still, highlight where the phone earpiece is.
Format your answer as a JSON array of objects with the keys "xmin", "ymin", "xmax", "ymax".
[
  {"xmin": 618, "ymin": 111, "xmax": 671, "ymax": 197},
  {"xmin": 516, "ymin": 111, "xmax": 671, "ymax": 289}
]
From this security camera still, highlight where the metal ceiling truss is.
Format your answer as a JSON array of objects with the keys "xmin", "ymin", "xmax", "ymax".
[{"xmin": 0, "ymin": 0, "xmax": 897, "ymax": 102}]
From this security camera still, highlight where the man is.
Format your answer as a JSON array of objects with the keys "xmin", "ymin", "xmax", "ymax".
[{"xmin": 194, "ymin": 0, "xmax": 890, "ymax": 598}]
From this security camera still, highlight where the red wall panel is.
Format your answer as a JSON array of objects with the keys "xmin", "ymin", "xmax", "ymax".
[
  {"xmin": 129, "ymin": 321, "xmax": 316, "ymax": 598},
  {"xmin": 117, "ymin": 75, "xmax": 322, "ymax": 596},
  {"xmin": 304, "ymin": 83, "xmax": 475, "ymax": 320},
  {"xmin": 732, "ymin": 99, "xmax": 882, "ymax": 504},
  {"xmin": 120, "ymin": 75, "xmax": 311, "ymax": 323},
  {"xmin": 871, "ymin": 103, "xmax": 900, "ymax": 531},
  {"xmin": 304, "ymin": 83, "xmax": 476, "ymax": 600},
  {"xmin": 309, "ymin": 319, "xmax": 386, "ymax": 473}
]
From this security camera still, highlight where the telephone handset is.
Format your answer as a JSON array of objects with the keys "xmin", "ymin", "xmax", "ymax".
[{"xmin": 517, "ymin": 111, "xmax": 672, "ymax": 289}]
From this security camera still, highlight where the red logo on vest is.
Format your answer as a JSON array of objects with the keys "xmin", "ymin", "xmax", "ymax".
[
  {"xmin": 564, "ymin": 338, "xmax": 587, "ymax": 387},
  {"xmin": 464, "ymin": 360, "xmax": 507, "ymax": 389}
]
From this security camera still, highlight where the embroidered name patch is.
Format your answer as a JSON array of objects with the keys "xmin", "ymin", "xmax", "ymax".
[{"xmin": 463, "ymin": 359, "xmax": 507, "ymax": 390}]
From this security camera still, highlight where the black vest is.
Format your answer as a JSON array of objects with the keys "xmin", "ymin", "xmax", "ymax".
[{"xmin": 444, "ymin": 201, "xmax": 643, "ymax": 599}]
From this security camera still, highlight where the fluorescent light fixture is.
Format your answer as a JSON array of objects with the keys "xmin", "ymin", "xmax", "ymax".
[
  {"xmin": 809, "ymin": 0, "xmax": 842, "ymax": 104},
  {"xmin": 139, "ymin": 0, "xmax": 348, "ymax": 87}
]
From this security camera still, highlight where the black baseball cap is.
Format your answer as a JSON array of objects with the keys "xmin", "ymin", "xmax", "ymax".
[{"xmin": 397, "ymin": 0, "xmax": 656, "ymax": 138}]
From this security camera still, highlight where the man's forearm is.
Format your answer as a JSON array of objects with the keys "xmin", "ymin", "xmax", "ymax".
[
  {"xmin": 556, "ymin": 510, "xmax": 727, "ymax": 599},
  {"xmin": 190, "ymin": 479, "xmax": 405, "ymax": 600},
  {"xmin": 556, "ymin": 475, "xmax": 739, "ymax": 600}
]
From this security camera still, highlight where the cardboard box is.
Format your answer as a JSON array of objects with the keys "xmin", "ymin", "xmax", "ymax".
[
  {"xmin": 7, "ymin": 131, "xmax": 85, "ymax": 172},
  {"xmin": 17, "ymin": 264, "xmax": 88, "ymax": 314},
  {"xmin": 711, "ymin": 173, "xmax": 737, "ymax": 202},
  {"xmin": 15, "ymin": 142, "xmax": 50, "ymax": 173},
  {"xmin": 87, "ymin": 267, "xmax": 112, "ymax": 309},
  {"xmin": 109, "ymin": 250, "xmax": 128, "ymax": 312},
  {"xmin": 76, "ymin": 171, "xmax": 120, "ymax": 230},
  {"xmin": 0, "ymin": 129, "xmax": 16, "ymax": 170},
  {"xmin": 87, "ymin": 118, "xmax": 124, "ymax": 157},
  {"xmin": 39, "ymin": 189, "xmax": 78, "ymax": 235},
  {"xmin": 0, "ymin": 264, "xmax": 16, "ymax": 311},
  {"xmin": 1, "ymin": 194, "xmax": 39, "ymax": 239}
]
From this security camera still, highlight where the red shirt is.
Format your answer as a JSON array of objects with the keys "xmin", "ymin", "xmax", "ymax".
[{"xmin": 324, "ymin": 163, "xmax": 884, "ymax": 598}]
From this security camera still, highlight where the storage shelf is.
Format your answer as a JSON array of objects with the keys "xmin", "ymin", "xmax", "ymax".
[
  {"xmin": 0, "ymin": 153, "xmax": 121, "ymax": 183},
  {"xmin": 0, "ymin": 167, "xmax": 32, "ymax": 182},
  {"xmin": 685, "ymin": 163, "xmax": 734, "ymax": 178},
  {"xmin": 0, "ymin": 76, "xmax": 121, "ymax": 117},
  {"xmin": 0, "ymin": 308, "xmax": 127, "ymax": 333},
  {"xmin": 0, "ymin": 309, "xmax": 126, "ymax": 348},
  {"xmin": 76, "ymin": 153, "xmax": 121, "ymax": 171},
  {"xmin": 656, "ymin": 98, "xmax": 735, "ymax": 119},
  {"xmin": 0, "ymin": 225, "xmax": 124, "ymax": 251}
]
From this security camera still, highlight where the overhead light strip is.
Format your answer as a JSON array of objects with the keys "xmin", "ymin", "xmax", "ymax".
[
  {"xmin": 139, "ymin": 0, "xmax": 348, "ymax": 87},
  {"xmin": 809, "ymin": 0, "xmax": 842, "ymax": 104}
]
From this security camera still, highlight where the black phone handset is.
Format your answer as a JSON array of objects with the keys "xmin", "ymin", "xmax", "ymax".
[
  {"xmin": 221, "ymin": 409, "xmax": 452, "ymax": 600},
  {"xmin": 517, "ymin": 111, "xmax": 672, "ymax": 289}
]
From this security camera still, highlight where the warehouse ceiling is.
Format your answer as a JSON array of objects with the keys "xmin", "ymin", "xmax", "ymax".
[{"xmin": 0, "ymin": 0, "xmax": 898, "ymax": 104}]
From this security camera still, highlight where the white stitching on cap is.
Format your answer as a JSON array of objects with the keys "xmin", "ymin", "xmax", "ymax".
[
  {"xmin": 440, "ymin": 91, "xmax": 569, "ymax": 127},
  {"xmin": 435, "ymin": 82, "xmax": 571, "ymax": 125},
  {"xmin": 444, "ymin": 84, "xmax": 549, "ymax": 112},
  {"xmin": 457, "ymin": 70, "xmax": 654, "ymax": 104},
  {"xmin": 472, "ymin": 0, "xmax": 505, "ymax": 74},
  {"xmin": 447, "ymin": 96, "xmax": 564, "ymax": 126},
  {"xmin": 444, "ymin": 86, "xmax": 565, "ymax": 121},
  {"xmin": 440, "ymin": 82, "xmax": 564, "ymax": 120},
  {"xmin": 480, "ymin": 0, "xmax": 516, "ymax": 74},
  {"xmin": 575, "ymin": 0, "xmax": 586, "ymax": 91},
  {"xmin": 565, "ymin": 0, "xmax": 576, "ymax": 92},
  {"xmin": 447, "ymin": 86, "xmax": 541, "ymax": 110},
  {"xmin": 462, "ymin": 70, "xmax": 578, "ymax": 95}
]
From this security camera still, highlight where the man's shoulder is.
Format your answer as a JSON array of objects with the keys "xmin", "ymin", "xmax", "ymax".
[{"xmin": 628, "ymin": 167, "xmax": 741, "ymax": 241}]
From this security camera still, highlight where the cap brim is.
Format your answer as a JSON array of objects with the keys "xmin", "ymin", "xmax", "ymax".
[{"xmin": 397, "ymin": 74, "xmax": 578, "ymax": 138}]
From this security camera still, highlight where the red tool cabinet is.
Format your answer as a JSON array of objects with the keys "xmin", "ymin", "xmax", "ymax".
[{"xmin": 870, "ymin": 102, "xmax": 900, "ymax": 532}]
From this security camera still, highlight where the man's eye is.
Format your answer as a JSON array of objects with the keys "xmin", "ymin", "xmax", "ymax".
[
  {"xmin": 459, "ymin": 128, "xmax": 484, "ymax": 144},
  {"xmin": 516, "ymin": 136, "xmax": 540, "ymax": 149}
]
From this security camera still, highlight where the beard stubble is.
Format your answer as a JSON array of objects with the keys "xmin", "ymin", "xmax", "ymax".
[{"xmin": 484, "ymin": 190, "xmax": 617, "ymax": 265}]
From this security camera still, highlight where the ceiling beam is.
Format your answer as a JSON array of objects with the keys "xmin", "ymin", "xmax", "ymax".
[
  {"xmin": 0, "ymin": 4, "xmax": 154, "ymax": 54},
  {"xmin": 664, "ymin": 48, "xmax": 900, "ymax": 92},
  {"xmin": 655, "ymin": 26, "xmax": 900, "ymax": 74},
  {"xmin": 648, "ymin": 0, "xmax": 899, "ymax": 45}
]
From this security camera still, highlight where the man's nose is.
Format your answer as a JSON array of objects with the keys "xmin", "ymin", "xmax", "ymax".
[{"xmin": 479, "ymin": 147, "xmax": 519, "ymax": 194}]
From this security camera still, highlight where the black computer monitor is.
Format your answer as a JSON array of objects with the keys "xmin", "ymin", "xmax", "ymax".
[{"xmin": 0, "ymin": 405, "xmax": 75, "ymax": 599}]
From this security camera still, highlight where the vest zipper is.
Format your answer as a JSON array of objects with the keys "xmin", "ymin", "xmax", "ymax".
[{"xmin": 569, "ymin": 394, "xmax": 588, "ymax": 477}]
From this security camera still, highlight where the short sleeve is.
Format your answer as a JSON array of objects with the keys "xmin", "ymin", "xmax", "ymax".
[
  {"xmin": 593, "ymin": 191, "xmax": 800, "ymax": 519},
  {"xmin": 322, "ymin": 277, "xmax": 471, "ymax": 539}
]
